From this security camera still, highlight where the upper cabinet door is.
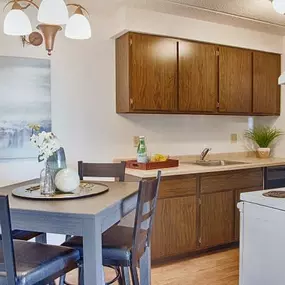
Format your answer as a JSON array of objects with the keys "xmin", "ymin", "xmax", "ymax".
[
  {"xmin": 219, "ymin": 47, "xmax": 253, "ymax": 114},
  {"xmin": 130, "ymin": 33, "xmax": 178, "ymax": 111},
  {"xmin": 253, "ymin": 52, "xmax": 281, "ymax": 115},
  {"xmin": 179, "ymin": 41, "xmax": 218, "ymax": 112}
]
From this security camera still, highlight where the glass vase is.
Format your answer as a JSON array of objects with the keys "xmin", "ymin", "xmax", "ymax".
[
  {"xmin": 47, "ymin": 147, "xmax": 67, "ymax": 176},
  {"xmin": 40, "ymin": 162, "xmax": 56, "ymax": 196}
]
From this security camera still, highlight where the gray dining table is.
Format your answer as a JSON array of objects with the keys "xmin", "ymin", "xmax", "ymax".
[{"xmin": 0, "ymin": 180, "xmax": 151, "ymax": 285}]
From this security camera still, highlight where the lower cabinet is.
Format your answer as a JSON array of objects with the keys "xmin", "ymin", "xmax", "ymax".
[
  {"xmin": 200, "ymin": 191, "xmax": 234, "ymax": 249},
  {"xmin": 152, "ymin": 196, "xmax": 197, "ymax": 260},
  {"xmin": 151, "ymin": 168, "xmax": 264, "ymax": 262}
]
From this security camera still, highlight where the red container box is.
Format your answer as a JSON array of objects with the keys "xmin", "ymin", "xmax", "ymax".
[{"xmin": 126, "ymin": 159, "xmax": 179, "ymax": 170}]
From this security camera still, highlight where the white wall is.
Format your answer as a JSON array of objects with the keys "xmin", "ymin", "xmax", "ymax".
[
  {"xmin": 124, "ymin": 8, "xmax": 284, "ymax": 53},
  {"xmin": 0, "ymin": 6, "xmax": 284, "ymax": 186}
]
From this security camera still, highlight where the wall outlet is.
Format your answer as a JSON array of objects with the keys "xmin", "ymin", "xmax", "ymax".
[
  {"xmin": 133, "ymin": 136, "xmax": 140, "ymax": 148},
  {"xmin": 230, "ymin": 133, "xmax": 238, "ymax": 144}
]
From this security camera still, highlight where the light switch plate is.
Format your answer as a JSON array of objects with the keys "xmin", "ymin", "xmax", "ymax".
[{"xmin": 231, "ymin": 133, "xmax": 238, "ymax": 143}]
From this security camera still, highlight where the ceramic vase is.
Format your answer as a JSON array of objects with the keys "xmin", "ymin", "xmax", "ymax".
[{"xmin": 257, "ymin": 147, "xmax": 271, "ymax": 159}]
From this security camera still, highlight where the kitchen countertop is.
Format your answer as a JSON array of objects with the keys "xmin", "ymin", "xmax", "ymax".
[{"xmin": 122, "ymin": 152, "xmax": 285, "ymax": 178}]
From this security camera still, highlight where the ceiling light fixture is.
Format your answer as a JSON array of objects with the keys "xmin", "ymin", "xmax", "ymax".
[
  {"xmin": 271, "ymin": 0, "xmax": 285, "ymax": 15},
  {"xmin": 3, "ymin": 0, "xmax": 91, "ymax": 55}
]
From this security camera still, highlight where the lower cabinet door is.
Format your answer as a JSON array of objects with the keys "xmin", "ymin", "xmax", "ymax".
[
  {"xmin": 200, "ymin": 191, "xmax": 234, "ymax": 249},
  {"xmin": 151, "ymin": 196, "xmax": 197, "ymax": 261}
]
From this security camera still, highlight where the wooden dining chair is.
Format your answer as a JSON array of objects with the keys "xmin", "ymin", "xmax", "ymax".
[
  {"xmin": 0, "ymin": 194, "xmax": 80, "ymax": 285},
  {"xmin": 78, "ymin": 161, "xmax": 126, "ymax": 181},
  {"xmin": 60, "ymin": 161, "xmax": 127, "ymax": 285},
  {"xmin": 63, "ymin": 171, "xmax": 162, "ymax": 285},
  {"xmin": 11, "ymin": 230, "xmax": 46, "ymax": 243}
]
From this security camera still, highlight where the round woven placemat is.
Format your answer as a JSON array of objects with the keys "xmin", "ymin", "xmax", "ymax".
[{"xmin": 263, "ymin": 191, "xmax": 285, "ymax": 198}]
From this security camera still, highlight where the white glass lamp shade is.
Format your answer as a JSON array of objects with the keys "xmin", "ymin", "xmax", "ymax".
[
  {"xmin": 65, "ymin": 13, "xmax": 91, "ymax": 40},
  {"xmin": 272, "ymin": 0, "xmax": 285, "ymax": 14},
  {"xmin": 38, "ymin": 0, "xmax": 69, "ymax": 25},
  {"xmin": 4, "ymin": 9, "xmax": 32, "ymax": 36}
]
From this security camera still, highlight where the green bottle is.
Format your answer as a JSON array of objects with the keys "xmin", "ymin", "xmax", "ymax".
[{"xmin": 137, "ymin": 136, "xmax": 148, "ymax": 163}]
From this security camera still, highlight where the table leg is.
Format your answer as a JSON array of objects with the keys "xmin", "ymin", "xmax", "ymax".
[
  {"xmin": 83, "ymin": 217, "xmax": 104, "ymax": 285},
  {"xmin": 140, "ymin": 245, "xmax": 151, "ymax": 285}
]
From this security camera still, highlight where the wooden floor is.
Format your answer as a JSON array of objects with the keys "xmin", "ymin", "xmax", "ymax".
[{"xmin": 65, "ymin": 248, "xmax": 239, "ymax": 285}]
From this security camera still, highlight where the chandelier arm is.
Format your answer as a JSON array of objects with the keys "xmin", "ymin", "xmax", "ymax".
[
  {"xmin": 66, "ymin": 4, "xmax": 90, "ymax": 17},
  {"xmin": 19, "ymin": 3, "xmax": 31, "ymax": 9},
  {"xmin": 17, "ymin": 0, "xmax": 39, "ymax": 9},
  {"xmin": 3, "ymin": 1, "xmax": 14, "ymax": 11},
  {"xmin": 3, "ymin": 0, "xmax": 39, "ymax": 11}
]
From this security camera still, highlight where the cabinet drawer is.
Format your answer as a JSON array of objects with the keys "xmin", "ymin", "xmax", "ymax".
[
  {"xmin": 201, "ymin": 168, "xmax": 263, "ymax": 194},
  {"xmin": 159, "ymin": 175, "xmax": 196, "ymax": 199}
]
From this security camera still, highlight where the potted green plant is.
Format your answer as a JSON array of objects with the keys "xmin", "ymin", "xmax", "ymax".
[{"xmin": 244, "ymin": 126, "xmax": 283, "ymax": 158}]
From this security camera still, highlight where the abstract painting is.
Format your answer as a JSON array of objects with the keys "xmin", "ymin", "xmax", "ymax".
[{"xmin": 0, "ymin": 57, "xmax": 51, "ymax": 159}]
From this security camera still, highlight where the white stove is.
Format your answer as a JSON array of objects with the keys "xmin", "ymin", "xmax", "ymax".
[{"xmin": 239, "ymin": 188, "xmax": 285, "ymax": 285}]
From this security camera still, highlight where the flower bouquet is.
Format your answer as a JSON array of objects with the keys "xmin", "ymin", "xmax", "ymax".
[
  {"xmin": 30, "ymin": 131, "xmax": 61, "ymax": 162},
  {"xmin": 29, "ymin": 125, "xmax": 67, "ymax": 195}
]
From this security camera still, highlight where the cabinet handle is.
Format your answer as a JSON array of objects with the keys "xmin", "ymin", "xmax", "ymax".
[
  {"xmin": 199, "ymin": 237, "xmax": 202, "ymax": 245},
  {"xmin": 130, "ymin": 98, "xmax": 134, "ymax": 107}
]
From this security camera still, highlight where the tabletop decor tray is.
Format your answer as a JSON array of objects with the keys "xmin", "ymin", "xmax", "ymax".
[
  {"xmin": 126, "ymin": 159, "xmax": 179, "ymax": 170},
  {"xmin": 12, "ymin": 182, "xmax": 109, "ymax": 200}
]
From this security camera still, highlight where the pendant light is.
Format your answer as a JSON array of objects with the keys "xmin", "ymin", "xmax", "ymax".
[
  {"xmin": 65, "ymin": 7, "xmax": 91, "ymax": 40},
  {"xmin": 270, "ymin": 0, "xmax": 285, "ymax": 85},
  {"xmin": 4, "ymin": 2, "xmax": 32, "ymax": 36},
  {"xmin": 271, "ymin": 0, "xmax": 285, "ymax": 15},
  {"xmin": 3, "ymin": 1, "xmax": 91, "ymax": 55},
  {"xmin": 38, "ymin": 0, "xmax": 69, "ymax": 25}
]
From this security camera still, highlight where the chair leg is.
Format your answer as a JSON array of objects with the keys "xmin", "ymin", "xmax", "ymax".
[
  {"xmin": 118, "ymin": 269, "xmax": 124, "ymax": 285},
  {"xmin": 130, "ymin": 266, "xmax": 139, "ymax": 285},
  {"xmin": 65, "ymin": 235, "xmax": 72, "ymax": 241},
  {"xmin": 58, "ymin": 275, "xmax": 65, "ymax": 285},
  {"xmin": 58, "ymin": 274, "xmax": 73, "ymax": 285},
  {"xmin": 35, "ymin": 233, "xmax": 47, "ymax": 244},
  {"xmin": 121, "ymin": 266, "xmax": 131, "ymax": 285},
  {"xmin": 78, "ymin": 264, "xmax": 84, "ymax": 285}
]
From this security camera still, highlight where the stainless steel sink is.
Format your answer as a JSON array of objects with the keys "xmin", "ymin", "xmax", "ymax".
[{"xmin": 185, "ymin": 160, "xmax": 249, "ymax": 167}]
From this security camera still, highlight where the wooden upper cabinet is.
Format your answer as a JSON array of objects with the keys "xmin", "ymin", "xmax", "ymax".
[
  {"xmin": 253, "ymin": 52, "xmax": 281, "ymax": 115},
  {"xmin": 178, "ymin": 41, "xmax": 218, "ymax": 112},
  {"xmin": 219, "ymin": 47, "xmax": 253, "ymax": 113},
  {"xmin": 130, "ymin": 33, "xmax": 178, "ymax": 111},
  {"xmin": 116, "ymin": 32, "xmax": 281, "ymax": 115}
]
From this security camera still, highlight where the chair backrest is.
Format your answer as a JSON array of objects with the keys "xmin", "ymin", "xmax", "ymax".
[
  {"xmin": 0, "ymin": 195, "xmax": 17, "ymax": 285},
  {"xmin": 131, "ymin": 171, "xmax": 161, "ymax": 266},
  {"xmin": 78, "ymin": 161, "xmax": 126, "ymax": 181}
]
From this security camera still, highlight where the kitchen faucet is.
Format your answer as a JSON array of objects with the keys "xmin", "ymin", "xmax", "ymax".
[{"xmin": 200, "ymin": 148, "xmax": 212, "ymax": 161}]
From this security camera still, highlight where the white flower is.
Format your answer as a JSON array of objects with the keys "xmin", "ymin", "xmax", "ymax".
[{"xmin": 30, "ymin": 131, "xmax": 61, "ymax": 162}]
